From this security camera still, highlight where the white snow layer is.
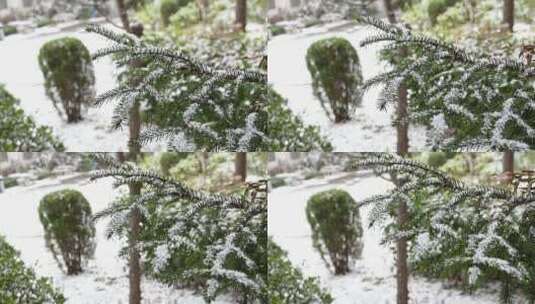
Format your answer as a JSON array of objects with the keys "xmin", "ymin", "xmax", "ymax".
[
  {"xmin": 268, "ymin": 173, "xmax": 502, "ymax": 304},
  {"xmin": 0, "ymin": 175, "xmax": 233, "ymax": 303},
  {"xmin": 268, "ymin": 21, "xmax": 428, "ymax": 152}
]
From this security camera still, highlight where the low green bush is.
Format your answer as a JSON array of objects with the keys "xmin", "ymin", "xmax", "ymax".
[
  {"xmin": 306, "ymin": 38, "xmax": 363, "ymax": 123},
  {"xmin": 270, "ymin": 176, "xmax": 287, "ymax": 188},
  {"xmin": 160, "ymin": 0, "xmax": 190, "ymax": 27},
  {"xmin": 38, "ymin": 37, "xmax": 95, "ymax": 123},
  {"xmin": 0, "ymin": 235, "xmax": 65, "ymax": 303},
  {"xmin": 270, "ymin": 25, "xmax": 286, "ymax": 36},
  {"xmin": 306, "ymin": 189, "xmax": 363, "ymax": 275},
  {"xmin": 427, "ymin": 0, "xmax": 459, "ymax": 25},
  {"xmin": 268, "ymin": 88, "xmax": 333, "ymax": 151},
  {"xmin": 3, "ymin": 25, "xmax": 17, "ymax": 36},
  {"xmin": 38, "ymin": 189, "xmax": 96, "ymax": 275},
  {"xmin": 36, "ymin": 17, "xmax": 54, "ymax": 28},
  {"xmin": 159, "ymin": 152, "xmax": 188, "ymax": 175},
  {"xmin": 269, "ymin": 238, "xmax": 333, "ymax": 304},
  {"xmin": 3, "ymin": 177, "xmax": 18, "ymax": 189},
  {"xmin": 0, "ymin": 85, "xmax": 64, "ymax": 151}
]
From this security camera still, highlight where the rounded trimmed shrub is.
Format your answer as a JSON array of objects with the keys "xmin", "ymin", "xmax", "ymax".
[
  {"xmin": 38, "ymin": 37, "xmax": 95, "ymax": 123},
  {"xmin": 306, "ymin": 37, "xmax": 363, "ymax": 123},
  {"xmin": 306, "ymin": 189, "xmax": 363, "ymax": 275},
  {"xmin": 38, "ymin": 189, "xmax": 96, "ymax": 275},
  {"xmin": 427, "ymin": 0, "xmax": 458, "ymax": 25},
  {"xmin": 159, "ymin": 152, "xmax": 188, "ymax": 175},
  {"xmin": 160, "ymin": 0, "xmax": 190, "ymax": 27},
  {"xmin": 0, "ymin": 234, "xmax": 65, "ymax": 303}
]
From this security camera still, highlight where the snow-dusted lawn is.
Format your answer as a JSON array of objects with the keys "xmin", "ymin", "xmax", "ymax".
[
  {"xmin": 268, "ymin": 172, "xmax": 501, "ymax": 303},
  {"xmin": 0, "ymin": 174, "xmax": 232, "ymax": 303},
  {"xmin": 268, "ymin": 21, "xmax": 427, "ymax": 152},
  {"xmin": 0, "ymin": 23, "xmax": 128, "ymax": 152}
]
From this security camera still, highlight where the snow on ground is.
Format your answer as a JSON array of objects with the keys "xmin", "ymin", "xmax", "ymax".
[
  {"xmin": 0, "ymin": 174, "xmax": 233, "ymax": 303},
  {"xmin": 268, "ymin": 172, "xmax": 501, "ymax": 304},
  {"xmin": 0, "ymin": 23, "xmax": 128, "ymax": 152},
  {"xmin": 268, "ymin": 21, "xmax": 427, "ymax": 152}
]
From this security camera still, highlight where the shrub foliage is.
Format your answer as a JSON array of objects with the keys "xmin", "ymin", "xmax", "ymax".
[
  {"xmin": 306, "ymin": 37, "xmax": 363, "ymax": 123},
  {"xmin": 306, "ymin": 189, "xmax": 363, "ymax": 275},
  {"xmin": 38, "ymin": 189, "xmax": 96, "ymax": 275},
  {"xmin": 0, "ymin": 235, "xmax": 65, "ymax": 303},
  {"xmin": 0, "ymin": 85, "xmax": 64, "ymax": 151},
  {"xmin": 38, "ymin": 37, "xmax": 96, "ymax": 123},
  {"xmin": 268, "ymin": 238, "xmax": 333, "ymax": 304}
]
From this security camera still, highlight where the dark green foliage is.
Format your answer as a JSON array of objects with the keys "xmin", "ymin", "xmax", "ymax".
[
  {"xmin": 268, "ymin": 238, "xmax": 333, "ymax": 304},
  {"xmin": 0, "ymin": 235, "xmax": 65, "ymax": 303},
  {"xmin": 77, "ymin": 154, "xmax": 94, "ymax": 172},
  {"xmin": 87, "ymin": 25, "xmax": 266, "ymax": 151},
  {"xmin": 91, "ymin": 158, "xmax": 267, "ymax": 302},
  {"xmin": 161, "ymin": 0, "xmax": 190, "ymax": 27},
  {"xmin": 359, "ymin": 17, "xmax": 535, "ymax": 150},
  {"xmin": 427, "ymin": 0, "xmax": 458, "ymax": 25},
  {"xmin": 36, "ymin": 17, "xmax": 55, "ymax": 28},
  {"xmin": 270, "ymin": 176, "xmax": 287, "ymax": 188},
  {"xmin": 3, "ymin": 25, "xmax": 17, "ymax": 36},
  {"xmin": 350, "ymin": 154, "xmax": 535, "ymax": 304},
  {"xmin": 306, "ymin": 37, "xmax": 363, "ymax": 123},
  {"xmin": 38, "ymin": 37, "xmax": 95, "ymax": 123},
  {"xmin": 38, "ymin": 189, "xmax": 96, "ymax": 275},
  {"xmin": 306, "ymin": 189, "xmax": 363, "ymax": 275},
  {"xmin": 3, "ymin": 177, "xmax": 18, "ymax": 189},
  {"xmin": 0, "ymin": 85, "xmax": 64, "ymax": 151},
  {"xmin": 268, "ymin": 88, "xmax": 333, "ymax": 151},
  {"xmin": 270, "ymin": 25, "xmax": 286, "ymax": 36},
  {"xmin": 426, "ymin": 152, "xmax": 449, "ymax": 168},
  {"xmin": 159, "ymin": 152, "xmax": 188, "ymax": 175}
]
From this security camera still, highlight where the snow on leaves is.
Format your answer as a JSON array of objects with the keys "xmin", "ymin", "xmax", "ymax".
[
  {"xmin": 86, "ymin": 24, "xmax": 267, "ymax": 151},
  {"xmin": 348, "ymin": 154, "xmax": 535, "ymax": 285},
  {"xmin": 90, "ymin": 156, "xmax": 267, "ymax": 302},
  {"xmin": 359, "ymin": 16, "xmax": 535, "ymax": 151}
]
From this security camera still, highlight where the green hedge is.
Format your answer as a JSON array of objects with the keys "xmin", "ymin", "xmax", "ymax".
[
  {"xmin": 306, "ymin": 189, "xmax": 363, "ymax": 275},
  {"xmin": 38, "ymin": 37, "xmax": 95, "ymax": 123},
  {"xmin": 38, "ymin": 189, "xmax": 96, "ymax": 275},
  {"xmin": 306, "ymin": 38, "xmax": 363, "ymax": 123},
  {"xmin": 161, "ymin": 0, "xmax": 190, "ymax": 27},
  {"xmin": 268, "ymin": 88, "xmax": 333, "ymax": 151},
  {"xmin": 269, "ymin": 238, "xmax": 333, "ymax": 304},
  {"xmin": 0, "ymin": 235, "xmax": 65, "ymax": 303},
  {"xmin": 0, "ymin": 85, "xmax": 64, "ymax": 151}
]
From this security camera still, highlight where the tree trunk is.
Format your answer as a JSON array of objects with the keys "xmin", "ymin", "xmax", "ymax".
[
  {"xmin": 196, "ymin": 0, "xmax": 209, "ymax": 20},
  {"xmin": 383, "ymin": 0, "xmax": 396, "ymax": 23},
  {"xmin": 235, "ymin": 0, "xmax": 247, "ymax": 32},
  {"xmin": 503, "ymin": 151, "xmax": 515, "ymax": 184},
  {"xmin": 113, "ymin": 3, "xmax": 143, "ymax": 301},
  {"xmin": 234, "ymin": 152, "xmax": 247, "ymax": 182},
  {"xmin": 503, "ymin": 0, "xmax": 514, "ymax": 32},
  {"xmin": 383, "ymin": 0, "xmax": 409, "ymax": 303},
  {"xmin": 115, "ymin": 0, "xmax": 131, "ymax": 32}
]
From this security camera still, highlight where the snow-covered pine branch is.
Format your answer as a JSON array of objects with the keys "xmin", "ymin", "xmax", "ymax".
[
  {"xmin": 347, "ymin": 154, "xmax": 535, "ymax": 285},
  {"xmin": 86, "ymin": 24, "xmax": 267, "ymax": 151},
  {"xmin": 358, "ymin": 16, "xmax": 535, "ymax": 151},
  {"xmin": 90, "ymin": 158, "xmax": 267, "ymax": 302}
]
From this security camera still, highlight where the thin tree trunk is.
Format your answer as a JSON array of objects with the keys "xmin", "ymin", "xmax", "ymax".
[
  {"xmin": 235, "ymin": 0, "xmax": 247, "ymax": 32},
  {"xmin": 235, "ymin": 152, "xmax": 247, "ymax": 182},
  {"xmin": 503, "ymin": 151, "xmax": 515, "ymax": 184},
  {"xmin": 114, "ymin": 3, "xmax": 143, "ymax": 301},
  {"xmin": 384, "ymin": 0, "xmax": 409, "ymax": 303},
  {"xmin": 503, "ymin": 0, "xmax": 514, "ymax": 32},
  {"xmin": 116, "ymin": 0, "xmax": 131, "ymax": 32}
]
